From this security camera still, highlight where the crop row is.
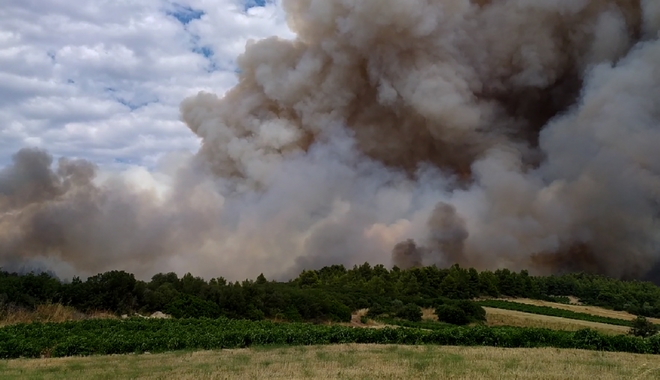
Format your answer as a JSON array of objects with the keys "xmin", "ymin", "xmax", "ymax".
[
  {"xmin": 2, "ymin": 318, "xmax": 660, "ymax": 359},
  {"xmin": 476, "ymin": 300, "xmax": 636, "ymax": 327}
]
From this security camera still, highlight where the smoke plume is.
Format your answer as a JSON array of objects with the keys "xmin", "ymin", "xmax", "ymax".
[{"xmin": 2, "ymin": 0, "xmax": 660, "ymax": 281}]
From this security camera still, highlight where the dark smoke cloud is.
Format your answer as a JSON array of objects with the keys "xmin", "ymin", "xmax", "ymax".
[
  {"xmin": 392, "ymin": 239, "xmax": 425, "ymax": 270},
  {"xmin": 2, "ymin": 0, "xmax": 660, "ymax": 281}
]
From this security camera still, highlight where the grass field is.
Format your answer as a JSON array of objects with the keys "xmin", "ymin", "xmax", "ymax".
[
  {"xmin": 383, "ymin": 305, "xmax": 633, "ymax": 336},
  {"xmin": 2, "ymin": 300, "xmax": 657, "ymax": 379},
  {"xmin": 483, "ymin": 307, "xmax": 630, "ymax": 335},
  {"xmin": 3, "ymin": 344, "xmax": 660, "ymax": 379},
  {"xmin": 500, "ymin": 298, "xmax": 660, "ymax": 324}
]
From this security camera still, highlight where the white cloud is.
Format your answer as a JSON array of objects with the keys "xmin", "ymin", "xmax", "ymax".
[{"xmin": 0, "ymin": 0, "xmax": 294, "ymax": 167}]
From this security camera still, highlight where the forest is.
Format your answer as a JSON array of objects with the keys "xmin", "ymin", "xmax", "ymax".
[{"xmin": 3, "ymin": 264, "xmax": 660, "ymax": 323}]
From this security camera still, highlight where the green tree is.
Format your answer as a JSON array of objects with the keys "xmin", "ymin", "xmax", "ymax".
[
  {"xmin": 298, "ymin": 270, "xmax": 320, "ymax": 288},
  {"xmin": 396, "ymin": 303, "xmax": 422, "ymax": 322},
  {"xmin": 256, "ymin": 273, "xmax": 268, "ymax": 285},
  {"xmin": 435, "ymin": 304, "xmax": 469, "ymax": 325},
  {"xmin": 628, "ymin": 316, "xmax": 658, "ymax": 338}
]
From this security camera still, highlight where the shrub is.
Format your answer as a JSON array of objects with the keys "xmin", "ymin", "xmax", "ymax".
[
  {"xmin": 548, "ymin": 296, "xmax": 571, "ymax": 304},
  {"xmin": 391, "ymin": 299, "xmax": 404, "ymax": 309},
  {"xmin": 282, "ymin": 306, "xmax": 303, "ymax": 322},
  {"xmin": 366, "ymin": 303, "xmax": 388, "ymax": 318},
  {"xmin": 435, "ymin": 305, "xmax": 469, "ymax": 325},
  {"xmin": 329, "ymin": 301, "xmax": 352, "ymax": 322},
  {"xmin": 629, "ymin": 316, "xmax": 659, "ymax": 338},
  {"xmin": 164, "ymin": 295, "xmax": 221, "ymax": 319},
  {"xmin": 455, "ymin": 300, "xmax": 486, "ymax": 322},
  {"xmin": 396, "ymin": 303, "xmax": 422, "ymax": 322},
  {"xmin": 245, "ymin": 305, "xmax": 265, "ymax": 321}
]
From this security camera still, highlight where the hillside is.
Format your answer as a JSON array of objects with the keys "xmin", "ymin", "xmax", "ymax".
[
  {"xmin": 493, "ymin": 298, "xmax": 660, "ymax": 325},
  {"xmin": 4, "ymin": 264, "xmax": 660, "ymax": 324},
  {"xmin": 482, "ymin": 307, "xmax": 630, "ymax": 335}
]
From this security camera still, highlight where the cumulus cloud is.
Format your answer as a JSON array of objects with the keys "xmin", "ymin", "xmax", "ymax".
[
  {"xmin": 0, "ymin": 0, "xmax": 293, "ymax": 167},
  {"xmin": 2, "ymin": 0, "xmax": 660, "ymax": 282}
]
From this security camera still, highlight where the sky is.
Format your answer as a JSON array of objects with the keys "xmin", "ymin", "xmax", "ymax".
[{"xmin": 0, "ymin": 0, "xmax": 294, "ymax": 169}]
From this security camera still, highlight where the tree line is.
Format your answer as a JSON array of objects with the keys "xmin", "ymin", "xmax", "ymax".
[{"xmin": 3, "ymin": 264, "xmax": 660, "ymax": 322}]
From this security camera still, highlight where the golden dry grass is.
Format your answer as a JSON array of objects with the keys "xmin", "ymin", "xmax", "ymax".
[
  {"xmin": 0, "ymin": 304, "xmax": 116, "ymax": 327},
  {"xmin": 3, "ymin": 344, "xmax": 660, "ymax": 380},
  {"xmin": 497, "ymin": 298, "xmax": 660, "ymax": 324},
  {"xmin": 421, "ymin": 308, "xmax": 438, "ymax": 321},
  {"xmin": 483, "ymin": 307, "xmax": 629, "ymax": 335}
]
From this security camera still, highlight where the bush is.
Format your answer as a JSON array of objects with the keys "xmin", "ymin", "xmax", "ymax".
[
  {"xmin": 282, "ymin": 306, "xmax": 303, "ymax": 322},
  {"xmin": 548, "ymin": 296, "xmax": 571, "ymax": 304},
  {"xmin": 629, "ymin": 316, "xmax": 659, "ymax": 338},
  {"xmin": 245, "ymin": 305, "xmax": 265, "ymax": 321},
  {"xmin": 366, "ymin": 303, "xmax": 388, "ymax": 318},
  {"xmin": 164, "ymin": 295, "xmax": 221, "ymax": 319},
  {"xmin": 455, "ymin": 300, "xmax": 486, "ymax": 322},
  {"xmin": 328, "ymin": 301, "xmax": 352, "ymax": 322},
  {"xmin": 435, "ymin": 305, "xmax": 469, "ymax": 325},
  {"xmin": 396, "ymin": 303, "xmax": 422, "ymax": 322}
]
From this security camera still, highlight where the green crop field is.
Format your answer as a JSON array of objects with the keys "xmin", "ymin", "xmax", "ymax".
[{"xmin": 2, "ymin": 317, "xmax": 660, "ymax": 359}]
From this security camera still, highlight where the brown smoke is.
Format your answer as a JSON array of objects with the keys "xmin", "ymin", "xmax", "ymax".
[
  {"xmin": 2, "ymin": 0, "xmax": 660, "ymax": 280},
  {"xmin": 392, "ymin": 239, "xmax": 425, "ymax": 269}
]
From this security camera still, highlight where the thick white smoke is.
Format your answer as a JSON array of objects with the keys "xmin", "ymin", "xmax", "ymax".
[{"xmin": 2, "ymin": 0, "xmax": 660, "ymax": 281}]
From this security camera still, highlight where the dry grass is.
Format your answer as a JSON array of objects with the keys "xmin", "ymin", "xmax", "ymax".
[
  {"xmin": 483, "ymin": 307, "xmax": 629, "ymax": 335},
  {"xmin": 496, "ymin": 298, "xmax": 660, "ymax": 324},
  {"xmin": 421, "ymin": 308, "xmax": 438, "ymax": 321},
  {"xmin": 341, "ymin": 310, "xmax": 393, "ymax": 329},
  {"xmin": 3, "ymin": 344, "xmax": 660, "ymax": 379},
  {"xmin": 0, "ymin": 304, "xmax": 116, "ymax": 327}
]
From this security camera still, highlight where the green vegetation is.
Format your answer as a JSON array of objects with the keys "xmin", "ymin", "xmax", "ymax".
[
  {"xmin": 436, "ymin": 305, "xmax": 470, "ymax": 325},
  {"xmin": 2, "ymin": 318, "xmax": 660, "ymax": 359},
  {"xmin": 375, "ymin": 318, "xmax": 452, "ymax": 331},
  {"xmin": 4, "ymin": 263, "xmax": 660, "ymax": 324},
  {"xmin": 364, "ymin": 298, "xmax": 485, "ymax": 325},
  {"xmin": 438, "ymin": 299, "xmax": 487, "ymax": 325},
  {"xmin": 4, "ymin": 345, "xmax": 658, "ymax": 380},
  {"xmin": 477, "ymin": 300, "xmax": 637, "ymax": 327},
  {"xmin": 629, "ymin": 316, "xmax": 659, "ymax": 338},
  {"xmin": 395, "ymin": 303, "xmax": 423, "ymax": 322}
]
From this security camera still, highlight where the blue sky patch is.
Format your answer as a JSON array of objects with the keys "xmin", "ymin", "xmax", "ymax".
[
  {"xmin": 167, "ymin": 3, "xmax": 205, "ymax": 25},
  {"xmin": 117, "ymin": 99, "xmax": 153, "ymax": 111},
  {"xmin": 105, "ymin": 88, "xmax": 155, "ymax": 111},
  {"xmin": 193, "ymin": 46, "xmax": 214, "ymax": 59},
  {"xmin": 244, "ymin": 0, "xmax": 267, "ymax": 11}
]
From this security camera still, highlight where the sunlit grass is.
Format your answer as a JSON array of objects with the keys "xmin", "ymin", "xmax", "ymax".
[{"xmin": 3, "ymin": 344, "xmax": 660, "ymax": 379}]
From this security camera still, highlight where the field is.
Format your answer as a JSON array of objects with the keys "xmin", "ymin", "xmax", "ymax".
[
  {"xmin": 2, "ymin": 302, "xmax": 660, "ymax": 379},
  {"xmin": 497, "ymin": 298, "xmax": 660, "ymax": 324},
  {"xmin": 3, "ymin": 295, "xmax": 660, "ymax": 378},
  {"xmin": 483, "ymin": 307, "xmax": 630, "ymax": 335},
  {"xmin": 3, "ymin": 344, "xmax": 660, "ymax": 380}
]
